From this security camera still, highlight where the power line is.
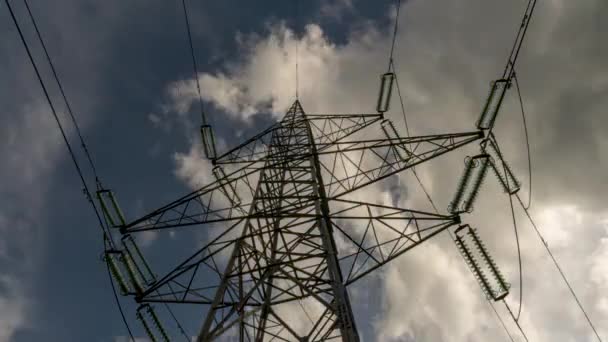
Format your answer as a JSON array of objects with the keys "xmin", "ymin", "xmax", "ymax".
[
  {"xmin": 180, "ymin": 0, "xmax": 208, "ymax": 125},
  {"xmin": 502, "ymin": 0, "xmax": 538, "ymax": 80},
  {"xmin": 391, "ymin": 60, "xmax": 411, "ymax": 138},
  {"xmin": 5, "ymin": 1, "xmax": 134, "ymax": 338},
  {"xmin": 489, "ymin": 300, "xmax": 516, "ymax": 342},
  {"xmin": 295, "ymin": 0, "xmax": 300, "ymax": 100},
  {"xmin": 506, "ymin": 177, "xmax": 524, "ymax": 321},
  {"xmin": 21, "ymin": 0, "xmax": 101, "ymax": 186},
  {"xmin": 513, "ymin": 71, "xmax": 532, "ymax": 209},
  {"xmin": 387, "ymin": 0, "xmax": 402, "ymax": 71},
  {"xmin": 4, "ymin": 0, "xmax": 112, "ymax": 244},
  {"xmin": 503, "ymin": 300, "xmax": 529, "ymax": 342},
  {"xmin": 515, "ymin": 194, "xmax": 604, "ymax": 342}
]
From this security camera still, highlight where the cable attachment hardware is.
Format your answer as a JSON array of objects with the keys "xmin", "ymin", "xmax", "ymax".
[
  {"xmin": 376, "ymin": 72, "xmax": 395, "ymax": 113},
  {"xmin": 484, "ymin": 139, "xmax": 521, "ymax": 194},
  {"xmin": 137, "ymin": 304, "xmax": 170, "ymax": 342},
  {"xmin": 380, "ymin": 119, "xmax": 411, "ymax": 162},
  {"xmin": 449, "ymin": 154, "xmax": 491, "ymax": 214},
  {"xmin": 200, "ymin": 124, "xmax": 218, "ymax": 160},
  {"xmin": 213, "ymin": 166, "xmax": 242, "ymax": 206},
  {"xmin": 96, "ymin": 189, "xmax": 126, "ymax": 227},
  {"xmin": 122, "ymin": 234, "xmax": 156, "ymax": 285},
  {"xmin": 454, "ymin": 225, "xmax": 510, "ymax": 301},
  {"xmin": 477, "ymin": 79, "xmax": 510, "ymax": 130}
]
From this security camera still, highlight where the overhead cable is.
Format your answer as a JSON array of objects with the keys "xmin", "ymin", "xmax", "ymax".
[
  {"xmin": 180, "ymin": 0, "xmax": 207, "ymax": 125},
  {"xmin": 22, "ymin": 0, "xmax": 101, "ymax": 186},
  {"xmin": 516, "ymin": 195, "xmax": 604, "ymax": 342},
  {"xmin": 513, "ymin": 71, "xmax": 533, "ymax": 209},
  {"xmin": 6, "ymin": 0, "xmax": 133, "ymax": 337}
]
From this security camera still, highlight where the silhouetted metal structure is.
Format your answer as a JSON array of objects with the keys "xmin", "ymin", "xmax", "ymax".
[{"xmin": 100, "ymin": 99, "xmax": 496, "ymax": 341}]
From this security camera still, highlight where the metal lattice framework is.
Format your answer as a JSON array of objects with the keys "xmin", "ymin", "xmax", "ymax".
[{"xmin": 105, "ymin": 100, "xmax": 485, "ymax": 341}]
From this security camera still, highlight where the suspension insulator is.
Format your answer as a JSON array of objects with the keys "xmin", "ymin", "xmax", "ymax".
[
  {"xmin": 449, "ymin": 154, "xmax": 491, "ymax": 214},
  {"xmin": 96, "ymin": 190, "xmax": 126, "ymax": 227},
  {"xmin": 138, "ymin": 304, "xmax": 170, "ymax": 342},
  {"xmin": 376, "ymin": 72, "xmax": 395, "ymax": 113},
  {"xmin": 484, "ymin": 140, "xmax": 521, "ymax": 194},
  {"xmin": 380, "ymin": 119, "xmax": 411, "ymax": 162},
  {"xmin": 213, "ymin": 166, "xmax": 242, "ymax": 206},
  {"xmin": 122, "ymin": 234, "xmax": 156, "ymax": 285},
  {"xmin": 104, "ymin": 251, "xmax": 130, "ymax": 295},
  {"xmin": 120, "ymin": 251, "xmax": 144, "ymax": 294},
  {"xmin": 200, "ymin": 124, "xmax": 217, "ymax": 160},
  {"xmin": 454, "ymin": 225, "xmax": 510, "ymax": 301},
  {"xmin": 137, "ymin": 307, "xmax": 158, "ymax": 342},
  {"xmin": 477, "ymin": 79, "xmax": 509, "ymax": 130}
]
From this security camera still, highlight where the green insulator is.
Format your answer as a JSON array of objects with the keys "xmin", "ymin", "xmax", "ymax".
[
  {"xmin": 120, "ymin": 252, "xmax": 143, "ymax": 294},
  {"xmin": 147, "ymin": 305, "xmax": 171, "ymax": 342},
  {"xmin": 485, "ymin": 139, "xmax": 520, "ymax": 194},
  {"xmin": 380, "ymin": 119, "xmax": 410, "ymax": 162},
  {"xmin": 105, "ymin": 252, "xmax": 130, "ymax": 295},
  {"xmin": 137, "ymin": 310, "xmax": 158, "ymax": 342},
  {"xmin": 213, "ymin": 166, "xmax": 242, "ymax": 206},
  {"xmin": 477, "ymin": 79, "xmax": 509, "ymax": 130},
  {"xmin": 450, "ymin": 158, "xmax": 476, "ymax": 214},
  {"xmin": 122, "ymin": 234, "xmax": 155, "ymax": 285},
  {"xmin": 467, "ymin": 226, "xmax": 510, "ymax": 301},
  {"xmin": 376, "ymin": 72, "xmax": 395, "ymax": 113},
  {"xmin": 462, "ymin": 155, "xmax": 491, "ymax": 213},
  {"xmin": 96, "ymin": 190, "xmax": 126, "ymax": 227},
  {"xmin": 201, "ymin": 124, "xmax": 217, "ymax": 160}
]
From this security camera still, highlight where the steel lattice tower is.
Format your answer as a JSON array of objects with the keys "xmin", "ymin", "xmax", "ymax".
[{"xmin": 102, "ymin": 99, "xmax": 486, "ymax": 341}]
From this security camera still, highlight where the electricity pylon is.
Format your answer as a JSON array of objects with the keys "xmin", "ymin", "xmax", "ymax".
[{"xmin": 101, "ymin": 99, "xmax": 485, "ymax": 341}]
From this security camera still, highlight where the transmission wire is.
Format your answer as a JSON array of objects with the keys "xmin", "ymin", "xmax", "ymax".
[
  {"xmin": 506, "ymin": 175, "xmax": 524, "ymax": 321},
  {"xmin": 512, "ymin": 71, "xmax": 532, "ymax": 209},
  {"xmin": 298, "ymin": 299, "xmax": 314, "ymax": 326},
  {"xmin": 502, "ymin": 0, "xmax": 538, "ymax": 80},
  {"xmin": 5, "ymin": 1, "xmax": 136, "ymax": 338},
  {"xmin": 295, "ymin": 0, "xmax": 300, "ymax": 100},
  {"xmin": 180, "ymin": 0, "xmax": 207, "ymax": 125},
  {"xmin": 387, "ymin": 0, "xmax": 401, "ymax": 71},
  {"xmin": 22, "ymin": 0, "xmax": 101, "ymax": 187},
  {"xmin": 490, "ymin": 300, "xmax": 516, "ymax": 342},
  {"xmin": 391, "ymin": 61, "xmax": 411, "ymax": 138},
  {"xmin": 503, "ymin": 300, "xmax": 529, "ymax": 342},
  {"xmin": 4, "ymin": 0, "xmax": 114, "ymax": 246},
  {"xmin": 162, "ymin": 301, "xmax": 191, "ymax": 341},
  {"xmin": 515, "ymin": 195, "xmax": 603, "ymax": 342}
]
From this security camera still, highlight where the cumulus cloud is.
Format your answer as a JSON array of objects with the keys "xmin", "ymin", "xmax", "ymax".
[
  {"xmin": 0, "ymin": 276, "xmax": 29, "ymax": 342},
  {"xmin": 157, "ymin": 1, "xmax": 608, "ymax": 341},
  {"xmin": 0, "ymin": 103, "xmax": 66, "ymax": 341}
]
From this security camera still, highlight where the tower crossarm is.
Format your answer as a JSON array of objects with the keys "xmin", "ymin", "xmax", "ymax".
[
  {"xmin": 121, "ymin": 164, "xmax": 264, "ymax": 232},
  {"xmin": 214, "ymin": 113, "xmax": 382, "ymax": 165},
  {"xmin": 318, "ymin": 131, "xmax": 483, "ymax": 198},
  {"xmin": 328, "ymin": 199, "xmax": 460, "ymax": 285}
]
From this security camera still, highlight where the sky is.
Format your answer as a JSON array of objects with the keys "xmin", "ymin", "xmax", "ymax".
[{"xmin": 1, "ymin": 0, "xmax": 607, "ymax": 341}]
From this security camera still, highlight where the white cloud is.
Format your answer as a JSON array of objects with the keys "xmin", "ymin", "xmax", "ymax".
[
  {"xmin": 0, "ymin": 103, "xmax": 66, "ymax": 341},
  {"xmin": 0, "ymin": 276, "xmax": 29, "ymax": 342}
]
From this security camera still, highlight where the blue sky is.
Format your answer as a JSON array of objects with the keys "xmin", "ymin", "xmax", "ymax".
[{"xmin": 1, "ymin": 0, "xmax": 608, "ymax": 341}]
